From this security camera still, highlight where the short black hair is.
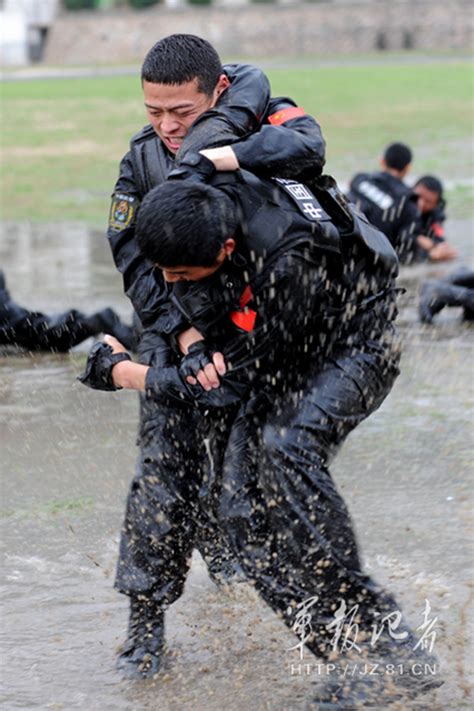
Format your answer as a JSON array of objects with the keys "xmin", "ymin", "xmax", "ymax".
[
  {"xmin": 415, "ymin": 174, "xmax": 444, "ymax": 197},
  {"xmin": 136, "ymin": 181, "xmax": 239, "ymax": 267},
  {"xmin": 383, "ymin": 142, "xmax": 413, "ymax": 171},
  {"xmin": 141, "ymin": 34, "xmax": 223, "ymax": 95}
]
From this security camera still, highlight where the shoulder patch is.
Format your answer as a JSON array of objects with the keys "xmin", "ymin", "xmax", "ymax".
[
  {"xmin": 109, "ymin": 193, "xmax": 138, "ymax": 232},
  {"xmin": 272, "ymin": 178, "xmax": 329, "ymax": 222}
]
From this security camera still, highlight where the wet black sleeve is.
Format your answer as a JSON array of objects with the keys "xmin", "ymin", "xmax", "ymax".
[
  {"xmin": 231, "ymin": 97, "xmax": 326, "ymax": 179},
  {"xmin": 177, "ymin": 64, "xmax": 271, "ymax": 157},
  {"xmin": 144, "ymin": 247, "xmax": 322, "ymax": 408},
  {"xmin": 107, "ymin": 152, "xmax": 189, "ymax": 332}
]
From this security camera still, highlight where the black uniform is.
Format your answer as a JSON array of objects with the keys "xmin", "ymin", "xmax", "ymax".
[
  {"xmin": 347, "ymin": 171, "xmax": 423, "ymax": 263},
  {"xmin": 108, "ymin": 64, "xmax": 327, "ymax": 584},
  {"xmin": 0, "ymin": 270, "xmax": 134, "ymax": 352},
  {"xmin": 115, "ymin": 170, "xmax": 404, "ymax": 655}
]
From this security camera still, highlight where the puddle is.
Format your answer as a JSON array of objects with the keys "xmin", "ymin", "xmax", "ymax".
[{"xmin": 0, "ymin": 220, "xmax": 473, "ymax": 709}]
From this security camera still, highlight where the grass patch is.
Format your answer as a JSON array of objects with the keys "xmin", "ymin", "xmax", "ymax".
[
  {"xmin": 0, "ymin": 496, "xmax": 95, "ymax": 519},
  {"xmin": 1, "ymin": 58, "xmax": 473, "ymax": 224}
]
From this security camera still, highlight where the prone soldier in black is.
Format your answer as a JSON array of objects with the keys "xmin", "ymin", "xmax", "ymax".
[
  {"xmin": 84, "ymin": 174, "xmax": 443, "ymax": 705},
  {"xmin": 106, "ymin": 34, "xmax": 327, "ymax": 675},
  {"xmin": 0, "ymin": 270, "xmax": 134, "ymax": 352}
]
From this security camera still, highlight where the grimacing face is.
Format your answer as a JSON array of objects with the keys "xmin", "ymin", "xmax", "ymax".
[
  {"xmin": 143, "ymin": 75, "xmax": 229, "ymax": 154},
  {"xmin": 414, "ymin": 184, "xmax": 441, "ymax": 215}
]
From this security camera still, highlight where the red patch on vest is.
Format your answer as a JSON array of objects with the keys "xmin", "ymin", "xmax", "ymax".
[
  {"xmin": 268, "ymin": 107, "xmax": 306, "ymax": 125},
  {"xmin": 230, "ymin": 285, "xmax": 257, "ymax": 332}
]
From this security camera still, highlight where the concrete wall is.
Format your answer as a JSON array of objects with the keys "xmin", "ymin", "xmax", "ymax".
[
  {"xmin": 43, "ymin": 0, "xmax": 473, "ymax": 64},
  {"xmin": 0, "ymin": 12, "xmax": 29, "ymax": 66},
  {"xmin": 1, "ymin": 0, "xmax": 59, "ymax": 65}
]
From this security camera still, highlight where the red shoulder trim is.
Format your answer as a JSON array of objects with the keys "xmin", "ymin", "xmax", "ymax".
[
  {"xmin": 268, "ymin": 107, "xmax": 306, "ymax": 125},
  {"xmin": 431, "ymin": 222, "xmax": 445, "ymax": 239}
]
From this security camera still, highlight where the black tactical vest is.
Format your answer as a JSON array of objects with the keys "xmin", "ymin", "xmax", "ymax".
[{"xmin": 130, "ymin": 125, "xmax": 175, "ymax": 196}]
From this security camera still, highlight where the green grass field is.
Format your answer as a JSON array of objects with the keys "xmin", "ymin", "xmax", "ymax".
[{"xmin": 1, "ymin": 57, "xmax": 473, "ymax": 225}]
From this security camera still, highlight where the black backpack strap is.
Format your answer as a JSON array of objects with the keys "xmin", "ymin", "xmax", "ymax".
[{"xmin": 307, "ymin": 174, "xmax": 355, "ymax": 230}]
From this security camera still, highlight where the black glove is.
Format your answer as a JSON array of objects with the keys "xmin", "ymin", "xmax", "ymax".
[
  {"xmin": 77, "ymin": 342, "xmax": 131, "ymax": 391},
  {"xmin": 179, "ymin": 341, "xmax": 217, "ymax": 382},
  {"xmin": 167, "ymin": 152, "xmax": 216, "ymax": 183}
]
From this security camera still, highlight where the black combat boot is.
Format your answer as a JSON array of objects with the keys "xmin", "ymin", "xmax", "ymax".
[
  {"xmin": 419, "ymin": 279, "xmax": 474, "ymax": 324},
  {"xmin": 116, "ymin": 596, "xmax": 165, "ymax": 679},
  {"xmin": 86, "ymin": 308, "xmax": 136, "ymax": 350}
]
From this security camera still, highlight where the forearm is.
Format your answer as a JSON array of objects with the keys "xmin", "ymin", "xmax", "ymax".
[
  {"xmin": 416, "ymin": 236, "xmax": 458, "ymax": 262},
  {"xmin": 112, "ymin": 360, "xmax": 149, "ymax": 390},
  {"xmin": 232, "ymin": 99, "xmax": 326, "ymax": 178},
  {"xmin": 200, "ymin": 146, "xmax": 240, "ymax": 172},
  {"xmin": 177, "ymin": 64, "xmax": 271, "ymax": 159}
]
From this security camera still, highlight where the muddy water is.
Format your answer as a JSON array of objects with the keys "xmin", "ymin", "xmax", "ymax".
[{"xmin": 1, "ymin": 221, "xmax": 473, "ymax": 710}]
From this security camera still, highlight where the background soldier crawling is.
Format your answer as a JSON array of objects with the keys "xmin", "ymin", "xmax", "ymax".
[{"xmin": 347, "ymin": 142, "xmax": 457, "ymax": 264}]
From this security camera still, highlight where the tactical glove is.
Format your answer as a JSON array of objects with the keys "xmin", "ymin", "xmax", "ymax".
[
  {"xmin": 167, "ymin": 152, "xmax": 216, "ymax": 183},
  {"xmin": 77, "ymin": 342, "xmax": 131, "ymax": 391},
  {"xmin": 179, "ymin": 341, "xmax": 217, "ymax": 381}
]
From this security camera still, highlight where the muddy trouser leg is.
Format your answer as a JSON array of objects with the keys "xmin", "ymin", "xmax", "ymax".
[
  {"xmin": 193, "ymin": 409, "xmax": 243, "ymax": 579},
  {"xmin": 38, "ymin": 308, "xmax": 135, "ymax": 351},
  {"xmin": 219, "ymin": 346, "xmax": 404, "ymax": 659},
  {"xmin": 419, "ymin": 277, "xmax": 474, "ymax": 324},
  {"xmin": 1, "ymin": 308, "xmax": 116, "ymax": 351},
  {"xmin": 0, "ymin": 299, "xmax": 83, "ymax": 351},
  {"xmin": 0, "ymin": 274, "xmax": 133, "ymax": 351},
  {"xmin": 446, "ymin": 269, "xmax": 474, "ymax": 319},
  {"xmin": 114, "ymin": 400, "xmax": 236, "ymax": 604},
  {"xmin": 36, "ymin": 310, "xmax": 101, "ymax": 350},
  {"xmin": 446, "ymin": 268, "xmax": 474, "ymax": 290}
]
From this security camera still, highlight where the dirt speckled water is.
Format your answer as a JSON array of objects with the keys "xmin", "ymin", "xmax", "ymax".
[{"xmin": 1, "ymin": 221, "xmax": 473, "ymax": 710}]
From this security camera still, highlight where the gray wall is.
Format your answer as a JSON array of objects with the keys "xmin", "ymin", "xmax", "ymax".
[{"xmin": 43, "ymin": 0, "xmax": 473, "ymax": 64}]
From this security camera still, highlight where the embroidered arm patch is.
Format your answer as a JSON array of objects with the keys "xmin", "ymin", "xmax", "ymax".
[{"xmin": 109, "ymin": 193, "xmax": 138, "ymax": 232}]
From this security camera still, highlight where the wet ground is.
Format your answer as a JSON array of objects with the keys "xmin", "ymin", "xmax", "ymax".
[{"xmin": 1, "ymin": 220, "xmax": 473, "ymax": 710}]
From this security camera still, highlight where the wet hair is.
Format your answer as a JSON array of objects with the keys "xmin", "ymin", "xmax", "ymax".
[
  {"xmin": 136, "ymin": 182, "xmax": 239, "ymax": 267},
  {"xmin": 383, "ymin": 143, "xmax": 413, "ymax": 171},
  {"xmin": 141, "ymin": 34, "xmax": 223, "ymax": 95},
  {"xmin": 414, "ymin": 175, "xmax": 444, "ymax": 198}
]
